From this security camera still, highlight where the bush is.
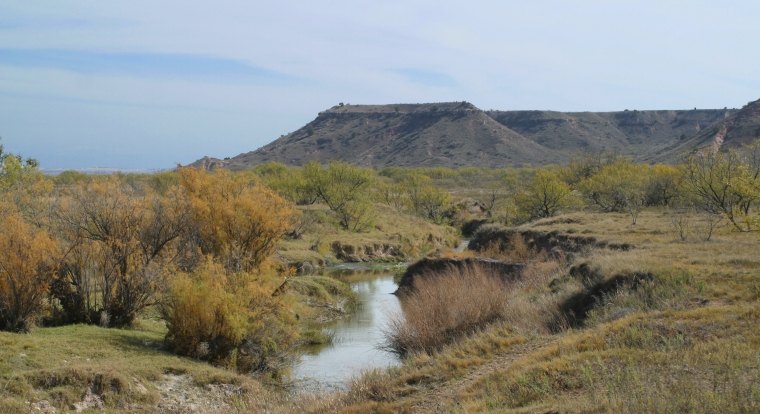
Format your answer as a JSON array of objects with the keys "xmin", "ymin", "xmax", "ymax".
[
  {"xmin": 515, "ymin": 169, "xmax": 576, "ymax": 221},
  {"xmin": 178, "ymin": 167, "xmax": 296, "ymax": 272},
  {"xmin": 52, "ymin": 179, "xmax": 188, "ymax": 327},
  {"xmin": 303, "ymin": 161, "xmax": 376, "ymax": 231},
  {"xmin": 579, "ymin": 160, "xmax": 649, "ymax": 224},
  {"xmin": 683, "ymin": 142, "xmax": 760, "ymax": 232},
  {"xmin": 383, "ymin": 263, "xmax": 510, "ymax": 356},
  {"xmin": 0, "ymin": 212, "xmax": 58, "ymax": 331},
  {"xmin": 162, "ymin": 261, "xmax": 298, "ymax": 374}
]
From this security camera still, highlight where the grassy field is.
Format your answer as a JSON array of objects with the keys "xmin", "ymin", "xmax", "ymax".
[
  {"xmin": 298, "ymin": 210, "xmax": 759, "ymax": 413},
  {"xmin": 1, "ymin": 209, "xmax": 757, "ymax": 413},
  {"xmin": 0, "ymin": 320, "xmax": 278, "ymax": 413},
  {"xmin": 0, "ymin": 272, "xmax": 363, "ymax": 413}
]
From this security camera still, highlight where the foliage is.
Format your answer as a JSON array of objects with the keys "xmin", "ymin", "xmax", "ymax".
[
  {"xmin": 402, "ymin": 174, "xmax": 452, "ymax": 224},
  {"xmin": 376, "ymin": 180, "xmax": 407, "ymax": 211},
  {"xmin": 253, "ymin": 162, "xmax": 318, "ymax": 205},
  {"xmin": 515, "ymin": 169, "xmax": 575, "ymax": 220},
  {"xmin": 0, "ymin": 212, "xmax": 58, "ymax": 332},
  {"xmin": 0, "ymin": 141, "xmax": 52, "ymax": 220},
  {"xmin": 178, "ymin": 167, "xmax": 296, "ymax": 272},
  {"xmin": 53, "ymin": 170, "xmax": 91, "ymax": 186},
  {"xmin": 53, "ymin": 178, "xmax": 189, "ymax": 327},
  {"xmin": 579, "ymin": 160, "xmax": 649, "ymax": 224},
  {"xmin": 564, "ymin": 150, "xmax": 622, "ymax": 185},
  {"xmin": 303, "ymin": 161, "xmax": 375, "ymax": 231},
  {"xmin": 162, "ymin": 260, "xmax": 298, "ymax": 374},
  {"xmin": 645, "ymin": 164, "xmax": 684, "ymax": 207},
  {"xmin": 683, "ymin": 142, "xmax": 760, "ymax": 231}
]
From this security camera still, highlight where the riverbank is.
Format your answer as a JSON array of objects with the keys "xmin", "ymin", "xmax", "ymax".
[
  {"xmin": 289, "ymin": 211, "xmax": 760, "ymax": 413},
  {"xmin": 277, "ymin": 204, "xmax": 459, "ymax": 273}
]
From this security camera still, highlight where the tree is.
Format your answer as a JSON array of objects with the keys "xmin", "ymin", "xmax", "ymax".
[
  {"xmin": 253, "ymin": 162, "xmax": 318, "ymax": 205},
  {"xmin": 398, "ymin": 172, "xmax": 452, "ymax": 223},
  {"xmin": 53, "ymin": 178, "xmax": 189, "ymax": 326},
  {"xmin": 178, "ymin": 168, "xmax": 296, "ymax": 271},
  {"xmin": 564, "ymin": 150, "xmax": 622, "ymax": 185},
  {"xmin": 579, "ymin": 160, "xmax": 649, "ymax": 224},
  {"xmin": 162, "ymin": 260, "xmax": 298, "ymax": 374},
  {"xmin": 0, "ymin": 139, "xmax": 52, "ymax": 221},
  {"xmin": 515, "ymin": 169, "xmax": 574, "ymax": 220},
  {"xmin": 164, "ymin": 169, "xmax": 299, "ymax": 374},
  {"xmin": 683, "ymin": 142, "xmax": 760, "ymax": 232},
  {"xmin": 376, "ymin": 180, "xmax": 407, "ymax": 211},
  {"xmin": 646, "ymin": 164, "xmax": 684, "ymax": 207},
  {"xmin": 0, "ymin": 212, "xmax": 58, "ymax": 331},
  {"xmin": 303, "ymin": 161, "xmax": 375, "ymax": 231}
]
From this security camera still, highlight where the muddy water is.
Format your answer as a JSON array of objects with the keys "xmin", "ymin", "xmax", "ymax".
[{"xmin": 292, "ymin": 267, "xmax": 402, "ymax": 391}]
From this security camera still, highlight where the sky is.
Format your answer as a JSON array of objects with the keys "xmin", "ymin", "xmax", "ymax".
[{"xmin": 1, "ymin": 1, "xmax": 759, "ymax": 170}]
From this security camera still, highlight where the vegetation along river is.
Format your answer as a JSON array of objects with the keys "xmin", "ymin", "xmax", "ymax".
[{"xmin": 292, "ymin": 264, "xmax": 402, "ymax": 390}]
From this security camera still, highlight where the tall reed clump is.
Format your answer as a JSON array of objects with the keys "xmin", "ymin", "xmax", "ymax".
[{"xmin": 384, "ymin": 264, "xmax": 511, "ymax": 357}]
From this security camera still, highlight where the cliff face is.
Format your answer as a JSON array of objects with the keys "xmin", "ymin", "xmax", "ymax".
[{"xmin": 193, "ymin": 100, "xmax": 754, "ymax": 170}]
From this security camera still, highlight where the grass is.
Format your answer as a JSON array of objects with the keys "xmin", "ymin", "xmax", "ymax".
[
  {"xmin": 0, "ymin": 321, "xmax": 275, "ymax": 413},
  {"xmin": 277, "ymin": 203, "xmax": 459, "ymax": 269},
  {"xmin": 384, "ymin": 263, "xmax": 513, "ymax": 356},
  {"xmin": 0, "ymin": 275, "xmax": 359, "ymax": 412},
  {"xmin": 285, "ymin": 275, "xmax": 358, "ymax": 340},
  {"xmin": 2, "ymin": 209, "xmax": 758, "ymax": 412},
  {"xmin": 320, "ymin": 210, "xmax": 760, "ymax": 412}
]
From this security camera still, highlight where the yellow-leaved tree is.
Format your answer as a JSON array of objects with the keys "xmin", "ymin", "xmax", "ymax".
[
  {"xmin": 683, "ymin": 141, "xmax": 760, "ymax": 231},
  {"xmin": 163, "ymin": 260, "xmax": 297, "ymax": 373},
  {"xmin": 579, "ymin": 160, "xmax": 650, "ymax": 224},
  {"xmin": 515, "ymin": 169, "xmax": 575, "ymax": 220},
  {"xmin": 0, "ymin": 212, "xmax": 58, "ymax": 331},
  {"xmin": 303, "ymin": 161, "xmax": 375, "ymax": 231},
  {"xmin": 162, "ymin": 168, "xmax": 299, "ymax": 374},
  {"xmin": 177, "ymin": 167, "xmax": 296, "ymax": 272}
]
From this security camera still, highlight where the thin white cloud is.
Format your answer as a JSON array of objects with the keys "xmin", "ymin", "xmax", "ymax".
[{"xmin": 0, "ymin": 0, "xmax": 759, "ymax": 168}]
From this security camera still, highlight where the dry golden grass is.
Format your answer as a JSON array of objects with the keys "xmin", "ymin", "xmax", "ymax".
[
  {"xmin": 330, "ymin": 210, "xmax": 760, "ymax": 413},
  {"xmin": 384, "ymin": 264, "xmax": 514, "ymax": 356}
]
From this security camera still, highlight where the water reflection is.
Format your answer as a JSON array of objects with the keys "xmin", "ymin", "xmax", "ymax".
[{"xmin": 293, "ymin": 270, "xmax": 401, "ymax": 390}]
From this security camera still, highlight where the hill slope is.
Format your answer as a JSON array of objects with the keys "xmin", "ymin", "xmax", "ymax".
[
  {"xmin": 656, "ymin": 98, "xmax": 760, "ymax": 160},
  {"xmin": 194, "ymin": 101, "xmax": 747, "ymax": 169}
]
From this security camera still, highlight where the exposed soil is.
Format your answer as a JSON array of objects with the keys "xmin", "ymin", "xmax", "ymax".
[
  {"xmin": 154, "ymin": 374, "xmax": 245, "ymax": 414},
  {"xmin": 395, "ymin": 257, "xmax": 525, "ymax": 296}
]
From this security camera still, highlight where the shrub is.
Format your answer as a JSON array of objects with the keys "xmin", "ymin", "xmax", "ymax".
[
  {"xmin": 178, "ymin": 167, "xmax": 296, "ymax": 272},
  {"xmin": 162, "ymin": 260, "xmax": 298, "ymax": 374},
  {"xmin": 383, "ymin": 264, "xmax": 510, "ymax": 356},
  {"xmin": 52, "ymin": 179, "xmax": 188, "ymax": 327},
  {"xmin": 515, "ymin": 169, "xmax": 575, "ymax": 220},
  {"xmin": 303, "ymin": 161, "xmax": 376, "ymax": 231},
  {"xmin": 0, "ymin": 212, "xmax": 58, "ymax": 331},
  {"xmin": 579, "ymin": 160, "xmax": 649, "ymax": 224},
  {"xmin": 683, "ymin": 142, "xmax": 760, "ymax": 231}
]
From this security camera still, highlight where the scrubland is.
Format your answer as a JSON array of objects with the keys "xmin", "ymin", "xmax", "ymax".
[{"xmin": 1, "ymin": 140, "xmax": 759, "ymax": 412}]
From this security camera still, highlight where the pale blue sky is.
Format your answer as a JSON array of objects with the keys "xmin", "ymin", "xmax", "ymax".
[{"xmin": 1, "ymin": 0, "xmax": 759, "ymax": 169}]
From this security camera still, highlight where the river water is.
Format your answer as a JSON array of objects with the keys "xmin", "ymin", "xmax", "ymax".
[{"xmin": 292, "ymin": 267, "xmax": 402, "ymax": 391}]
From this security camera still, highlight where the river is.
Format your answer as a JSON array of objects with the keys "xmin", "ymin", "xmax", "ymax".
[{"xmin": 292, "ymin": 266, "xmax": 402, "ymax": 391}]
